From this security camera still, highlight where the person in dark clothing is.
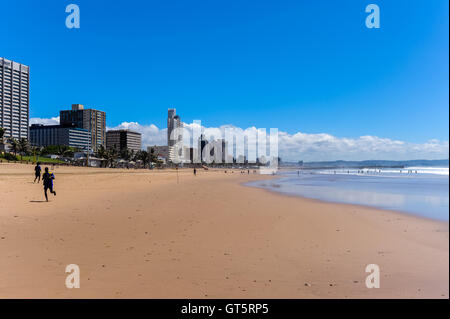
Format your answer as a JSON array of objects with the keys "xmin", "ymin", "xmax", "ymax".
[
  {"xmin": 193, "ymin": 167, "xmax": 197, "ymax": 176},
  {"xmin": 42, "ymin": 167, "xmax": 56, "ymax": 201},
  {"xmin": 34, "ymin": 163, "xmax": 42, "ymax": 183}
]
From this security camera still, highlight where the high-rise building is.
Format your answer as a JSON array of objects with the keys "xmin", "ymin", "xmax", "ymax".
[
  {"xmin": 0, "ymin": 58, "xmax": 30, "ymax": 140},
  {"xmin": 198, "ymin": 134, "xmax": 208, "ymax": 161},
  {"xmin": 29, "ymin": 124, "xmax": 91, "ymax": 151},
  {"xmin": 167, "ymin": 108, "xmax": 183, "ymax": 147},
  {"xmin": 167, "ymin": 108, "xmax": 183, "ymax": 163},
  {"xmin": 106, "ymin": 129, "xmax": 142, "ymax": 153},
  {"xmin": 60, "ymin": 104, "xmax": 106, "ymax": 152}
]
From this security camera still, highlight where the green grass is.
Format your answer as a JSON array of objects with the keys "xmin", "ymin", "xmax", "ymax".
[
  {"xmin": 2, "ymin": 155, "xmax": 66, "ymax": 164},
  {"xmin": 23, "ymin": 155, "xmax": 66, "ymax": 163}
]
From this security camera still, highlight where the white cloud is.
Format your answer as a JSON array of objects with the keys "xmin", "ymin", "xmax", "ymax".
[
  {"xmin": 277, "ymin": 132, "xmax": 449, "ymax": 162},
  {"xmin": 31, "ymin": 117, "xmax": 449, "ymax": 161},
  {"xmin": 30, "ymin": 116, "xmax": 60, "ymax": 125}
]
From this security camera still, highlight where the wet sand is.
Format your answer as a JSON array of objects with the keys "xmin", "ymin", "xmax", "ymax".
[{"xmin": 0, "ymin": 163, "xmax": 448, "ymax": 298}]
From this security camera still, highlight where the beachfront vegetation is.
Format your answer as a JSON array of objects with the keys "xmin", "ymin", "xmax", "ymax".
[
  {"xmin": 40, "ymin": 145, "xmax": 77, "ymax": 157},
  {"xmin": 0, "ymin": 138, "xmax": 69, "ymax": 164},
  {"xmin": 0, "ymin": 127, "xmax": 5, "ymax": 152},
  {"xmin": 0, "ymin": 152, "xmax": 19, "ymax": 161},
  {"xmin": 0, "ymin": 152, "xmax": 65, "ymax": 164},
  {"xmin": 18, "ymin": 138, "xmax": 29, "ymax": 161},
  {"xmin": 9, "ymin": 138, "xmax": 19, "ymax": 156},
  {"xmin": 94, "ymin": 146, "xmax": 162, "ymax": 168}
]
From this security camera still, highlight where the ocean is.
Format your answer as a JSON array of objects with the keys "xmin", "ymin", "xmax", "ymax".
[{"xmin": 248, "ymin": 167, "xmax": 449, "ymax": 221}]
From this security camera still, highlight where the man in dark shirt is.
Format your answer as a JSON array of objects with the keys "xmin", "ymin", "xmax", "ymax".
[
  {"xmin": 34, "ymin": 163, "xmax": 42, "ymax": 183},
  {"xmin": 42, "ymin": 167, "xmax": 56, "ymax": 201}
]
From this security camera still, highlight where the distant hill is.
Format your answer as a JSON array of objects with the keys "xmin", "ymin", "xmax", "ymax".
[{"xmin": 281, "ymin": 159, "xmax": 449, "ymax": 169}]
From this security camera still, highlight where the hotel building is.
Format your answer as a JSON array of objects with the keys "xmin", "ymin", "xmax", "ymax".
[
  {"xmin": 106, "ymin": 129, "xmax": 142, "ymax": 153},
  {"xmin": 29, "ymin": 124, "xmax": 91, "ymax": 151},
  {"xmin": 0, "ymin": 58, "xmax": 30, "ymax": 140},
  {"xmin": 60, "ymin": 104, "xmax": 106, "ymax": 152}
]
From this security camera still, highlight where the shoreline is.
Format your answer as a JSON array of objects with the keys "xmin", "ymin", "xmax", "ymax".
[
  {"xmin": 0, "ymin": 163, "xmax": 448, "ymax": 298},
  {"xmin": 246, "ymin": 172, "xmax": 449, "ymax": 223},
  {"xmin": 244, "ymin": 177, "xmax": 449, "ymax": 224}
]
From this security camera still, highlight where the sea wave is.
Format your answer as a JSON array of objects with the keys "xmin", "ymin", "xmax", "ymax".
[{"xmin": 405, "ymin": 167, "xmax": 449, "ymax": 175}]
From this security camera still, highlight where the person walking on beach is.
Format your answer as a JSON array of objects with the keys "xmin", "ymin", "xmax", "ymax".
[
  {"xmin": 34, "ymin": 162, "xmax": 42, "ymax": 183},
  {"xmin": 193, "ymin": 167, "xmax": 197, "ymax": 176},
  {"xmin": 42, "ymin": 167, "xmax": 56, "ymax": 202}
]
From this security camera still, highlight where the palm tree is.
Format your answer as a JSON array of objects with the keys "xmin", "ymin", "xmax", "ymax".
[
  {"xmin": 135, "ymin": 150, "xmax": 150, "ymax": 169},
  {"xmin": 130, "ymin": 149, "xmax": 135, "ymax": 162},
  {"xmin": 106, "ymin": 148, "xmax": 118, "ymax": 167},
  {"xmin": 148, "ymin": 147, "xmax": 162, "ymax": 167},
  {"xmin": 9, "ymin": 138, "xmax": 19, "ymax": 157},
  {"xmin": 18, "ymin": 138, "xmax": 29, "ymax": 161},
  {"xmin": 96, "ymin": 144, "xmax": 107, "ymax": 159},
  {"xmin": 0, "ymin": 127, "xmax": 5, "ymax": 152},
  {"xmin": 56, "ymin": 145, "xmax": 74, "ymax": 158},
  {"xmin": 96, "ymin": 145, "xmax": 108, "ymax": 167},
  {"xmin": 120, "ymin": 148, "xmax": 131, "ymax": 161},
  {"xmin": 149, "ymin": 147, "xmax": 156, "ymax": 162},
  {"xmin": 30, "ymin": 145, "xmax": 43, "ymax": 163}
]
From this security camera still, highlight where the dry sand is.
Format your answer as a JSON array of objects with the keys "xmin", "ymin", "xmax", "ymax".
[{"xmin": 0, "ymin": 162, "xmax": 448, "ymax": 298}]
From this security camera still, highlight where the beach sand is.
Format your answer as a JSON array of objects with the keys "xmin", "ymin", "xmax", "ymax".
[{"xmin": 0, "ymin": 163, "xmax": 448, "ymax": 298}]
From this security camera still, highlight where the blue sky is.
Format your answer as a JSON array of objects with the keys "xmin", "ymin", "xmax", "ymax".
[{"xmin": 1, "ymin": 0, "xmax": 448, "ymax": 159}]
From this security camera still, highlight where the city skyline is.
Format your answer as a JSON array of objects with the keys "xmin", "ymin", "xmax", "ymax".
[
  {"xmin": 1, "ymin": 0, "xmax": 449, "ymax": 161},
  {"xmin": 29, "ymin": 110, "xmax": 449, "ymax": 162}
]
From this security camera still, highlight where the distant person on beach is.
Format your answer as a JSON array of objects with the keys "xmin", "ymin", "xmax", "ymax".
[
  {"xmin": 34, "ymin": 162, "xmax": 42, "ymax": 183},
  {"xmin": 193, "ymin": 167, "xmax": 197, "ymax": 176},
  {"xmin": 42, "ymin": 167, "xmax": 56, "ymax": 202}
]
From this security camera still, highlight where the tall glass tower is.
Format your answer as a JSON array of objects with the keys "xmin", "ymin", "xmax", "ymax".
[
  {"xmin": 167, "ymin": 108, "xmax": 183, "ymax": 147},
  {"xmin": 167, "ymin": 108, "xmax": 183, "ymax": 163}
]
